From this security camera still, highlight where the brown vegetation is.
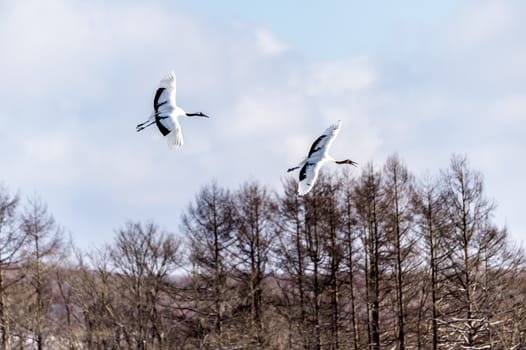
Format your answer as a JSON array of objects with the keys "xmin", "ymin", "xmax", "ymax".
[{"xmin": 0, "ymin": 154, "xmax": 524, "ymax": 349}]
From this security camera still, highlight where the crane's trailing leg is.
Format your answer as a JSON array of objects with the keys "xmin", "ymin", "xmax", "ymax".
[
  {"xmin": 287, "ymin": 159, "xmax": 306, "ymax": 173},
  {"xmin": 136, "ymin": 114, "xmax": 171, "ymax": 132},
  {"xmin": 136, "ymin": 113, "xmax": 156, "ymax": 132},
  {"xmin": 136, "ymin": 120, "xmax": 155, "ymax": 132}
]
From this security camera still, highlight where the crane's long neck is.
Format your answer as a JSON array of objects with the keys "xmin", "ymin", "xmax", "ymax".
[
  {"xmin": 186, "ymin": 112, "xmax": 210, "ymax": 118},
  {"xmin": 335, "ymin": 159, "xmax": 358, "ymax": 166}
]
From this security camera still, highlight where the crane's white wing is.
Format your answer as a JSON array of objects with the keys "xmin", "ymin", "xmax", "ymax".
[
  {"xmin": 154, "ymin": 71, "xmax": 176, "ymax": 117},
  {"xmin": 306, "ymin": 120, "xmax": 342, "ymax": 159},
  {"xmin": 152, "ymin": 71, "xmax": 182, "ymax": 148},
  {"xmin": 295, "ymin": 120, "xmax": 342, "ymax": 195},
  {"xmin": 152, "ymin": 114, "xmax": 183, "ymax": 148},
  {"xmin": 166, "ymin": 115, "xmax": 183, "ymax": 148},
  {"xmin": 159, "ymin": 70, "xmax": 176, "ymax": 97},
  {"xmin": 298, "ymin": 159, "xmax": 324, "ymax": 195}
]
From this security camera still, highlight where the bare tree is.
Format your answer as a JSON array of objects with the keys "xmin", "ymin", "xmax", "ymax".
[
  {"xmin": 2, "ymin": 154, "xmax": 526, "ymax": 349},
  {"xmin": 182, "ymin": 182, "xmax": 237, "ymax": 348},
  {"xmin": 232, "ymin": 181, "xmax": 277, "ymax": 347},
  {"xmin": 0, "ymin": 185, "xmax": 26, "ymax": 349},
  {"xmin": 301, "ymin": 174, "xmax": 332, "ymax": 350},
  {"xmin": 316, "ymin": 174, "xmax": 345, "ymax": 350},
  {"xmin": 381, "ymin": 154, "xmax": 417, "ymax": 349},
  {"xmin": 412, "ymin": 174, "xmax": 448, "ymax": 350},
  {"xmin": 340, "ymin": 170, "xmax": 361, "ymax": 350},
  {"xmin": 109, "ymin": 221, "xmax": 183, "ymax": 349},
  {"xmin": 19, "ymin": 194, "xmax": 64, "ymax": 350},
  {"xmin": 275, "ymin": 178, "xmax": 310, "ymax": 349},
  {"xmin": 48, "ymin": 239, "xmax": 79, "ymax": 350},
  {"xmin": 71, "ymin": 246, "xmax": 122, "ymax": 350},
  {"xmin": 438, "ymin": 154, "xmax": 523, "ymax": 348},
  {"xmin": 353, "ymin": 163, "xmax": 384, "ymax": 350}
]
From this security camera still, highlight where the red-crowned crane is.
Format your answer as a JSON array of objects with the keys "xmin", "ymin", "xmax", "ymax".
[
  {"xmin": 287, "ymin": 120, "xmax": 357, "ymax": 195},
  {"xmin": 136, "ymin": 71, "xmax": 209, "ymax": 148}
]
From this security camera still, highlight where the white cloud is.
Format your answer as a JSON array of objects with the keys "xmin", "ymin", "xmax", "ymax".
[
  {"xmin": 22, "ymin": 133, "xmax": 73, "ymax": 163},
  {"xmin": 255, "ymin": 27, "xmax": 290, "ymax": 56},
  {"xmin": 487, "ymin": 94, "xmax": 526, "ymax": 124},
  {"xmin": 452, "ymin": 1, "xmax": 516, "ymax": 48},
  {"xmin": 319, "ymin": 107, "xmax": 381, "ymax": 162},
  {"xmin": 227, "ymin": 91, "xmax": 306, "ymax": 137},
  {"xmin": 303, "ymin": 57, "xmax": 377, "ymax": 95}
]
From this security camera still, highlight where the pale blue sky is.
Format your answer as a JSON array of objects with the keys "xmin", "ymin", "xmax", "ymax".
[
  {"xmin": 0, "ymin": 0, "xmax": 524, "ymax": 248},
  {"xmin": 189, "ymin": 1, "xmax": 467, "ymax": 56}
]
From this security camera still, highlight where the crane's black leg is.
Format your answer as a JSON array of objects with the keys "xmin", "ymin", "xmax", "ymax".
[
  {"xmin": 136, "ymin": 120, "xmax": 156, "ymax": 132},
  {"xmin": 287, "ymin": 166, "xmax": 299, "ymax": 172}
]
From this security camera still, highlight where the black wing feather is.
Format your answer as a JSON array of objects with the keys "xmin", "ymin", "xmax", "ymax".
[
  {"xmin": 307, "ymin": 135, "xmax": 326, "ymax": 157},
  {"xmin": 299, "ymin": 162, "xmax": 311, "ymax": 181},
  {"xmin": 153, "ymin": 88, "xmax": 167, "ymax": 112},
  {"xmin": 155, "ymin": 118, "xmax": 171, "ymax": 136}
]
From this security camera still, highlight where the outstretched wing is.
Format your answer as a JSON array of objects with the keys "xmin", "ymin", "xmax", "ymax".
[
  {"xmin": 298, "ymin": 160, "xmax": 324, "ymax": 195},
  {"xmin": 153, "ymin": 71, "xmax": 177, "ymax": 116},
  {"xmin": 153, "ymin": 115, "xmax": 183, "ymax": 147},
  {"xmin": 306, "ymin": 120, "xmax": 342, "ymax": 159},
  {"xmin": 152, "ymin": 71, "xmax": 183, "ymax": 147},
  {"xmin": 166, "ymin": 116, "xmax": 183, "ymax": 148}
]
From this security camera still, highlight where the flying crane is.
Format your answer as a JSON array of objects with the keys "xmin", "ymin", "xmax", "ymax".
[
  {"xmin": 136, "ymin": 71, "xmax": 209, "ymax": 148},
  {"xmin": 287, "ymin": 120, "xmax": 357, "ymax": 195}
]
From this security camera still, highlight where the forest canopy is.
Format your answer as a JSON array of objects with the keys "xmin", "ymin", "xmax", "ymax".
[{"xmin": 0, "ymin": 153, "xmax": 524, "ymax": 350}]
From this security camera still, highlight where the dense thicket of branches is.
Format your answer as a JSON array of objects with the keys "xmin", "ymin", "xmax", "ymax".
[{"xmin": 0, "ymin": 154, "xmax": 524, "ymax": 349}]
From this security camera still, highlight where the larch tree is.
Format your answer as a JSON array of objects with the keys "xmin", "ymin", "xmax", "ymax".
[
  {"xmin": 381, "ymin": 154, "xmax": 417, "ymax": 349},
  {"xmin": 412, "ymin": 174, "xmax": 450, "ymax": 350},
  {"xmin": 71, "ymin": 246, "xmax": 121, "ymax": 349},
  {"xmin": 0, "ymin": 185, "xmax": 25, "ymax": 349},
  {"xmin": 301, "ymin": 173, "xmax": 334, "ymax": 350},
  {"xmin": 438, "ymin": 155, "xmax": 522, "ymax": 348},
  {"xmin": 353, "ymin": 163, "xmax": 385, "ymax": 350},
  {"xmin": 340, "ymin": 169, "xmax": 361, "ymax": 350},
  {"xmin": 275, "ymin": 177, "xmax": 310, "ymax": 349},
  {"xmin": 182, "ymin": 182, "xmax": 237, "ymax": 348},
  {"xmin": 316, "ymin": 173, "xmax": 345, "ymax": 350},
  {"xmin": 109, "ymin": 221, "xmax": 183, "ymax": 349},
  {"xmin": 232, "ymin": 181, "xmax": 277, "ymax": 348},
  {"xmin": 19, "ymin": 195, "xmax": 64, "ymax": 350}
]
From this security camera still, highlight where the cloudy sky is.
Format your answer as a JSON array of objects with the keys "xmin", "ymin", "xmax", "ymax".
[{"xmin": 1, "ymin": 0, "xmax": 524, "ymax": 248}]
